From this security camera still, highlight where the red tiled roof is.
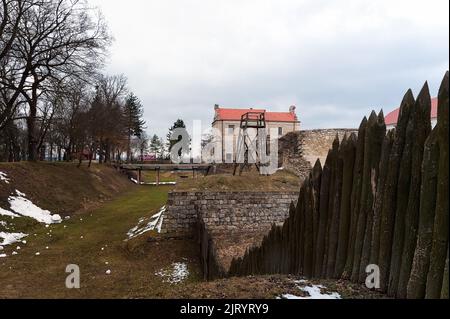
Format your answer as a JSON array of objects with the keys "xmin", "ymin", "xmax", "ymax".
[
  {"xmin": 266, "ymin": 112, "xmax": 297, "ymax": 122},
  {"xmin": 215, "ymin": 108, "xmax": 265, "ymax": 121},
  {"xmin": 215, "ymin": 108, "xmax": 298, "ymax": 123},
  {"xmin": 385, "ymin": 97, "xmax": 439, "ymax": 126}
]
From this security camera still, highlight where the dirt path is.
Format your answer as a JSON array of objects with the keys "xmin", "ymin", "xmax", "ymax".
[{"xmin": 0, "ymin": 186, "xmax": 201, "ymax": 299}]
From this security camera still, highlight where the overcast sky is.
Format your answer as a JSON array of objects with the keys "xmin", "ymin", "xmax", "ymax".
[{"xmin": 89, "ymin": 0, "xmax": 449, "ymax": 138}]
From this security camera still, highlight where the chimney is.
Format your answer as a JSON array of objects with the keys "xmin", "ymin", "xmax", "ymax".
[
  {"xmin": 289, "ymin": 105, "xmax": 296, "ymax": 113},
  {"xmin": 214, "ymin": 104, "xmax": 220, "ymax": 110}
]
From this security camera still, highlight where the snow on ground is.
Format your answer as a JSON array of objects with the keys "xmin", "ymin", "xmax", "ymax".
[
  {"xmin": 0, "ymin": 171, "xmax": 10, "ymax": 184},
  {"xmin": 7, "ymin": 190, "xmax": 62, "ymax": 224},
  {"xmin": 0, "ymin": 232, "xmax": 28, "ymax": 247},
  {"xmin": 1, "ymin": 174, "xmax": 62, "ymax": 225},
  {"xmin": 143, "ymin": 182, "xmax": 177, "ymax": 186},
  {"xmin": 0, "ymin": 207, "xmax": 19, "ymax": 218},
  {"xmin": 279, "ymin": 282, "xmax": 342, "ymax": 300},
  {"xmin": 126, "ymin": 206, "xmax": 166, "ymax": 240},
  {"xmin": 129, "ymin": 178, "xmax": 176, "ymax": 186},
  {"xmin": 155, "ymin": 262, "xmax": 189, "ymax": 284}
]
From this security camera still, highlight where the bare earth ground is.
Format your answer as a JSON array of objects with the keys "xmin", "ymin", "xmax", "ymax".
[
  {"xmin": 168, "ymin": 276, "xmax": 390, "ymax": 299},
  {"xmin": 1, "ymin": 164, "xmax": 386, "ymax": 299},
  {"xmin": 212, "ymin": 232, "xmax": 268, "ymax": 273}
]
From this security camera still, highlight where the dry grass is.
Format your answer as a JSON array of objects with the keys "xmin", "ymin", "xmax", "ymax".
[
  {"xmin": 167, "ymin": 275, "xmax": 391, "ymax": 299},
  {"xmin": 175, "ymin": 170, "xmax": 301, "ymax": 192},
  {"xmin": 0, "ymin": 186, "xmax": 202, "ymax": 299},
  {"xmin": 0, "ymin": 162, "xmax": 132, "ymax": 217},
  {"xmin": 0, "ymin": 162, "xmax": 387, "ymax": 299},
  {"xmin": 212, "ymin": 232, "xmax": 268, "ymax": 273}
]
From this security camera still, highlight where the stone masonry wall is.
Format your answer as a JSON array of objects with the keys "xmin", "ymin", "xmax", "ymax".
[
  {"xmin": 162, "ymin": 191, "xmax": 299, "ymax": 235},
  {"xmin": 279, "ymin": 129, "xmax": 358, "ymax": 179}
]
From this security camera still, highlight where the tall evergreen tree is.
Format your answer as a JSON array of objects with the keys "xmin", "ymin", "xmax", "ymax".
[
  {"xmin": 149, "ymin": 134, "xmax": 163, "ymax": 159},
  {"xmin": 124, "ymin": 93, "xmax": 146, "ymax": 162}
]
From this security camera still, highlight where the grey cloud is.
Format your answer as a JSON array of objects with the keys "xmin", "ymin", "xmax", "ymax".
[{"xmin": 91, "ymin": 0, "xmax": 449, "ymax": 137}]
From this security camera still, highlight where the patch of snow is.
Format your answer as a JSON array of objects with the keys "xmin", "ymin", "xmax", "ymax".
[
  {"xmin": 0, "ymin": 254, "xmax": 7, "ymax": 258},
  {"xmin": 0, "ymin": 232, "xmax": 28, "ymax": 246},
  {"xmin": 126, "ymin": 206, "xmax": 166, "ymax": 240},
  {"xmin": 106, "ymin": 270, "xmax": 111, "ymax": 275},
  {"xmin": 301, "ymin": 285, "xmax": 341, "ymax": 299},
  {"xmin": 130, "ymin": 177, "xmax": 176, "ymax": 186},
  {"xmin": 0, "ymin": 207, "xmax": 19, "ymax": 218},
  {"xmin": 143, "ymin": 182, "xmax": 177, "ymax": 186},
  {"xmin": 155, "ymin": 262, "xmax": 189, "ymax": 284},
  {"xmin": 15, "ymin": 190, "xmax": 26, "ymax": 197},
  {"xmin": 0, "ymin": 171, "xmax": 10, "ymax": 184},
  {"xmin": 279, "ymin": 284, "xmax": 341, "ymax": 300},
  {"xmin": 8, "ymin": 193, "xmax": 62, "ymax": 224},
  {"xmin": 12, "ymin": 251, "xmax": 18, "ymax": 255},
  {"xmin": 51, "ymin": 215, "xmax": 62, "ymax": 223},
  {"xmin": 35, "ymin": 252, "xmax": 40, "ymax": 256}
]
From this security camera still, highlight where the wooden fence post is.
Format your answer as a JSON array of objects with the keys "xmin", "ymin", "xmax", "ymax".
[{"xmin": 426, "ymin": 71, "xmax": 449, "ymax": 299}]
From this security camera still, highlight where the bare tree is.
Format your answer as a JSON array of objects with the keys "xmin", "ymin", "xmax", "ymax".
[
  {"xmin": 0, "ymin": 0, "xmax": 35, "ymax": 130},
  {"xmin": 1, "ymin": 0, "xmax": 111, "ymax": 160}
]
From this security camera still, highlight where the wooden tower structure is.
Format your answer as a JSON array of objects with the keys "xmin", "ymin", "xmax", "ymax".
[{"xmin": 233, "ymin": 111, "xmax": 267, "ymax": 176}]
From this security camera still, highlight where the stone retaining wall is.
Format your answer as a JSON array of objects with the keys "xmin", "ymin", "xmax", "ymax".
[{"xmin": 162, "ymin": 191, "xmax": 299, "ymax": 235}]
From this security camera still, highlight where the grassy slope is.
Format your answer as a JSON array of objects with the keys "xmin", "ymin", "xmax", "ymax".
[
  {"xmin": 0, "ymin": 185, "xmax": 202, "ymax": 299},
  {"xmin": 0, "ymin": 162, "xmax": 131, "ymax": 216}
]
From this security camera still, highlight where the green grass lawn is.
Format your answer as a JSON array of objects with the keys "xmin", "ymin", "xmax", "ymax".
[
  {"xmin": 141, "ymin": 170, "xmax": 178, "ymax": 183},
  {"xmin": 0, "ymin": 186, "xmax": 201, "ymax": 299}
]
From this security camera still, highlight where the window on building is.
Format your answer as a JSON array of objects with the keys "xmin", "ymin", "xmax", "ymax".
[
  {"xmin": 278, "ymin": 127, "xmax": 283, "ymax": 136},
  {"xmin": 226, "ymin": 153, "xmax": 233, "ymax": 163},
  {"xmin": 228, "ymin": 125, "xmax": 235, "ymax": 135}
]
